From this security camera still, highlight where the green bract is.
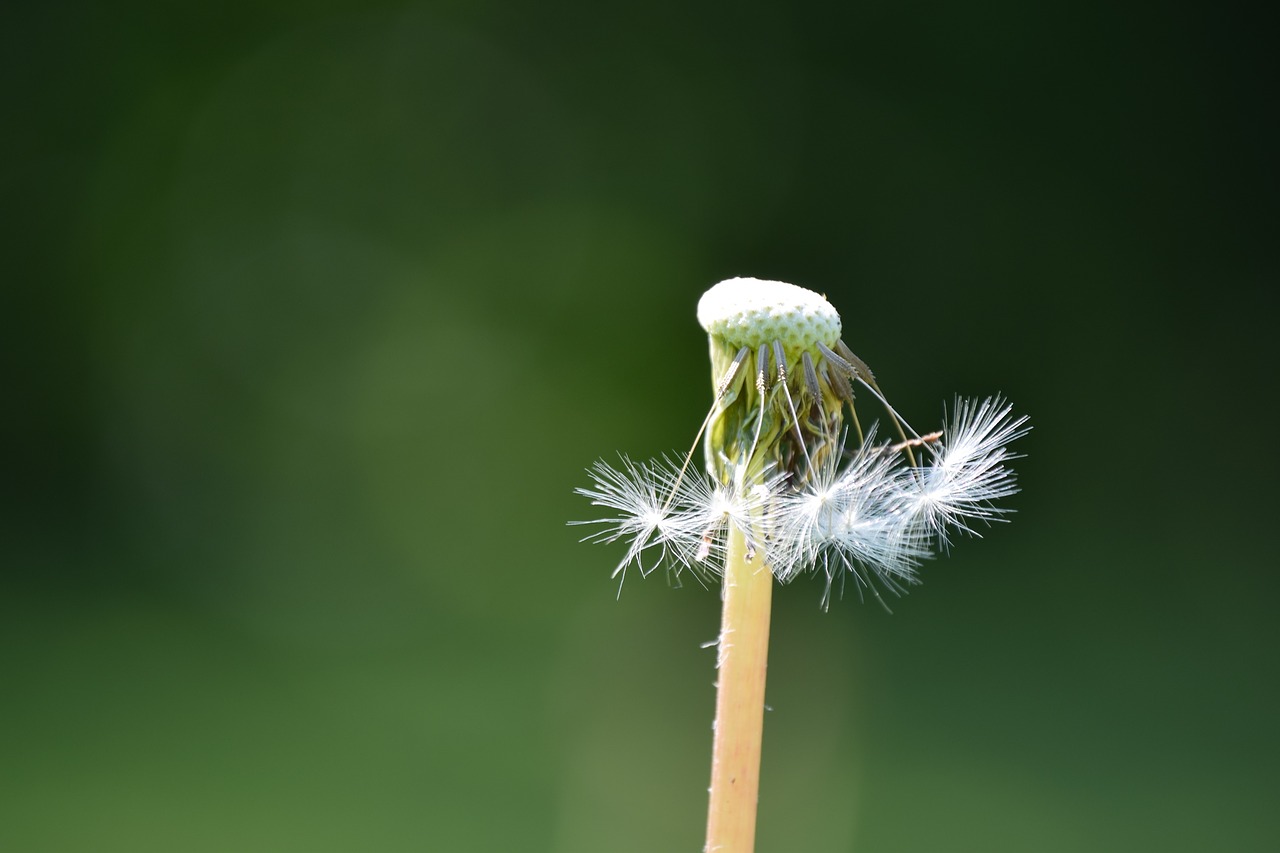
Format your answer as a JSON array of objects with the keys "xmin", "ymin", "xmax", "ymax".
[{"xmin": 697, "ymin": 278, "xmax": 849, "ymax": 488}]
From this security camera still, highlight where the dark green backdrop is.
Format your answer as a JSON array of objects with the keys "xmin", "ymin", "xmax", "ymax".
[{"xmin": 4, "ymin": 1, "xmax": 1276, "ymax": 850}]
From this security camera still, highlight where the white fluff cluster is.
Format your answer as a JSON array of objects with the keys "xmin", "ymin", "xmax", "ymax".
[{"xmin": 574, "ymin": 397, "xmax": 1028, "ymax": 602}]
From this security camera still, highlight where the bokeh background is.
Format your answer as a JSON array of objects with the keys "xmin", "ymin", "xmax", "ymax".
[{"xmin": 4, "ymin": 1, "xmax": 1276, "ymax": 850}]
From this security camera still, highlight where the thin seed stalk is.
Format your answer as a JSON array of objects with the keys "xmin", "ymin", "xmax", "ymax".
[{"xmin": 705, "ymin": 521, "xmax": 773, "ymax": 853}]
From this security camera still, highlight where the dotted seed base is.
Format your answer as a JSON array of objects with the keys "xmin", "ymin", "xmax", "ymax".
[{"xmin": 697, "ymin": 277, "xmax": 842, "ymax": 350}]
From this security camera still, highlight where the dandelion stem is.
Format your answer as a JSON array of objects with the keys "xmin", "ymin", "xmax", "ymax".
[{"xmin": 705, "ymin": 521, "xmax": 773, "ymax": 853}]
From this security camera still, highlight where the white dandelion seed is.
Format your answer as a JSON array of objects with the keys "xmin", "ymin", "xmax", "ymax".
[
  {"xmin": 571, "ymin": 454, "xmax": 697, "ymax": 583},
  {"xmin": 675, "ymin": 463, "xmax": 787, "ymax": 573},
  {"xmin": 571, "ymin": 455, "xmax": 785, "ymax": 585},
  {"xmin": 905, "ymin": 396, "xmax": 1030, "ymax": 547},
  {"xmin": 773, "ymin": 428, "xmax": 921, "ymax": 584}
]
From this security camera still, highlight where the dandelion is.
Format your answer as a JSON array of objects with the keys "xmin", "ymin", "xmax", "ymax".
[{"xmin": 572, "ymin": 277, "xmax": 1028, "ymax": 852}]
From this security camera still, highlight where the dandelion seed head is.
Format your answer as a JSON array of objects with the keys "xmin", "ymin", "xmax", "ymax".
[
  {"xmin": 699, "ymin": 279, "xmax": 852, "ymax": 489},
  {"xmin": 574, "ymin": 276, "xmax": 1029, "ymax": 604}
]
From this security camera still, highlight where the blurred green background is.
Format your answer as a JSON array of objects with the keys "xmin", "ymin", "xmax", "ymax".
[{"xmin": 3, "ymin": 1, "xmax": 1276, "ymax": 850}]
